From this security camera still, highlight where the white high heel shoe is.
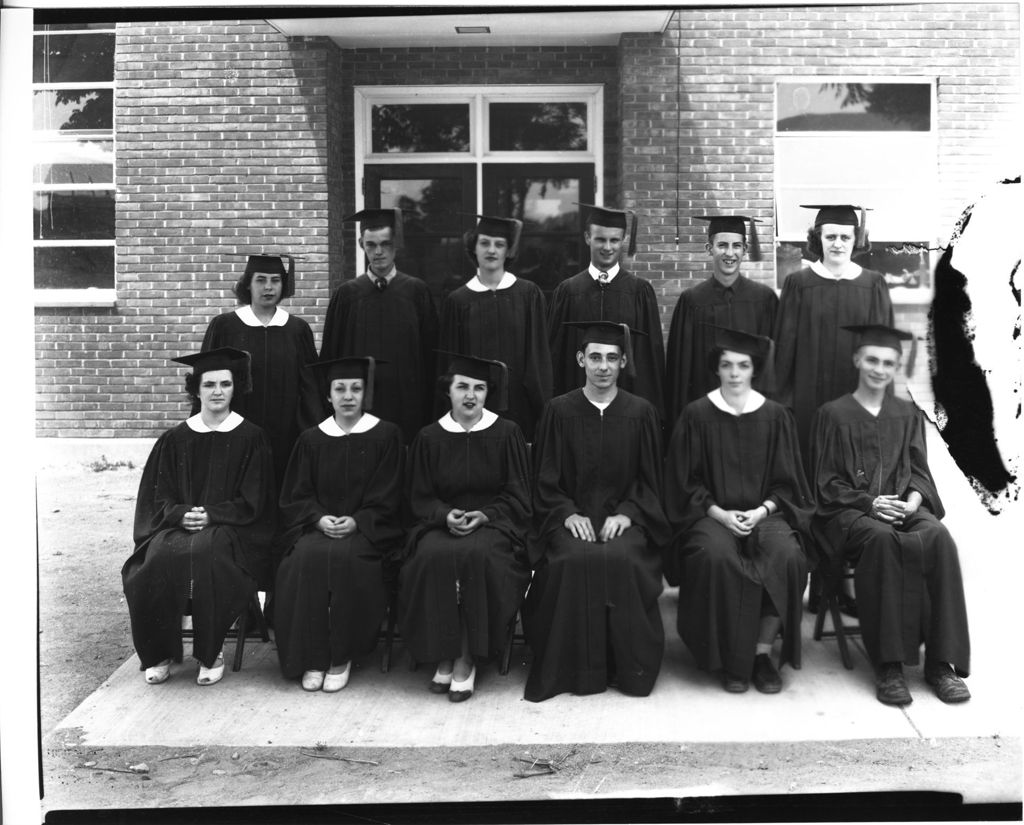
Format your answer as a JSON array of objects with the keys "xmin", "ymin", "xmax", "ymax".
[{"xmin": 448, "ymin": 665, "xmax": 476, "ymax": 703}]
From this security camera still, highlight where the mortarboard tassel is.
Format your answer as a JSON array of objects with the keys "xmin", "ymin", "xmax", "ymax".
[
  {"xmin": 747, "ymin": 218, "xmax": 762, "ymax": 262},
  {"xmin": 905, "ymin": 334, "xmax": 917, "ymax": 379},
  {"xmin": 627, "ymin": 210, "xmax": 638, "ymax": 257},
  {"xmin": 856, "ymin": 207, "xmax": 868, "ymax": 249}
]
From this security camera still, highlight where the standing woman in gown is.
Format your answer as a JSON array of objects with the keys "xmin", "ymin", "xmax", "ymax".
[
  {"xmin": 664, "ymin": 328, "xmax": 814, "ymax": 694},
  {"xmin": 773, "ymin": 205, "xmax": 893, "ymax": 464},
  {"xmin": 399, "ymin": 354, "xmax": 532, "ymax": 702},
  {"xmin": 274, "ymin": 357, "xmax": 404, "ymax": 692},
  {"xmin": 439, "ymin": 215, "xmax": 552, "ymax": 442},
  {"xmin": 199, "ymin": 253, "xmax": 322, "ymax": 493},
  {"xmin": 123, "ymin": 347, "xmax": 275, "ymax": 686}
]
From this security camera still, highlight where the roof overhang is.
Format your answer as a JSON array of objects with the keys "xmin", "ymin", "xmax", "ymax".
[{"xmin": 266, "ymin": 10, "xmax": 675, "ymax": 48}]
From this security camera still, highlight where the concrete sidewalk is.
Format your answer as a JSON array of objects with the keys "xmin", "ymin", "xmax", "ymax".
[{"xmin": 39, "ymin": 427, "xmax": 1024, "ymax": 810}]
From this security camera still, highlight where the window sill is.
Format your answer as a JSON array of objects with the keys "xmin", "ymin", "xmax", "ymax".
[{"xmin": 34, "ymin": 289, "xmax": 117, "ymax": 308}]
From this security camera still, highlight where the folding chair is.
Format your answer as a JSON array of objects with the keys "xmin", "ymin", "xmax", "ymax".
[
  {"xmin": 811, "ymin": 524, "xmax": 861, "ymax": 670},
  {"xmin": 181, "ymin": 592, "xmax": 270, "ymax": 672}
]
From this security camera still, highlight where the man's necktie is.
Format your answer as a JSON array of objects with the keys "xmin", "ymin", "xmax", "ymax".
[
  {"xmin": 375, "ymin": 277, "xmax": 387, "ymax": 292},
  {"xmin": 598, "ymin": 271, "xmax": 609, "ymax": 287}
]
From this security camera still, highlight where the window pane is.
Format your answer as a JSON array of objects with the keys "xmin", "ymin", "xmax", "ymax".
[
  {"xmin": 371, "ymin": 104, "xmax": 470, "ymax": 153},
  {"xmin": 34, "ymin": 89, "xmax": 113, "ymax": 131},
  {"xmin": 34, "ymin": 191, "xmax": 115, "ymax": 240},
  {"xmin": 776, "ymin": 240, "xmax": 931, "ymax": 291},
  {"xmin": 33, "ymin": 33, "xmax": 115, "ymax": 83},
  {"xmin": 491, "ymin": 176, "xmax": 583, "ymax": 295},
  {"xmin": 777, "ymin": 83, "xmax": 931, "ymax": 132},
  {"xmin": 34, "ymin": 246, "xmax": 114, "ymax": 289},
  {"xmin": 489, "ymin": 103, "xmax": 588, "ymax": 151},
  {"xmin": 34, "ymin": 139, "xmax": 113, "ymax": 184}
]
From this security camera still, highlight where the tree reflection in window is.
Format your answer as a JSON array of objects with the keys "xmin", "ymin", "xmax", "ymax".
[
  {"xmin": 372, "ymin": 104, "xmax": 470, "ymax": 153},
  {"xmin": 489, "ymin": 103, "xmax": 587, "ymax": 151},
  {"xmin": 777, "ymin": 82, "xmax": 931, "ymax": 132}
]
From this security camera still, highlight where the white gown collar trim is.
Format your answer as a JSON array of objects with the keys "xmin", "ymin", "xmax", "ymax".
[
  {"xmin": 318, "ymin": 413, "xmax": 380, "ymax": 436},
  {"xmin": 438, "ymin": 408, "xmax": 498, "ymax": 433},
  {"xmin": 235, "ymin": 305, "xmax": 289, "ymax": 327},
  {"xmin": 466, "ymin": 272, "xmax": 516, "ymax": 292},
  {"xmin": 361, "ymin": 266, "xmax": 397, "ymax": 283},
  {"xmin": 809, "ymin": 259, "xmax": 862, "ymax": 281},
  {"xmin": 588, "ymin": 263, "xmax": 620, "ymax": 281},
  {"xmin": 186, "ymin": 411, "xmax": 244, "ymax": 432},
  {"xmin": 707, "ymin": 388, "xmax": 766, "ymax": 416}
]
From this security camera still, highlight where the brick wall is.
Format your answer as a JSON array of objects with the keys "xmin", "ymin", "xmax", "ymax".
[
  {"xmin": 620, "ymin": 3, "xmax": 1020, "ymax": 402},
  {"xmin": 36, "ymin": 21, "xmax": 340, "ymax": 437},
  {"xmin": 334, "ymin": 45, "xmax": 620, "ymax": 286}
]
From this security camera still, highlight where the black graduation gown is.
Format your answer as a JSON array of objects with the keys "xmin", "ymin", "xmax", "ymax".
[
  {"xmin": 665, "ymin": 275, "xmax": 778, "ymax": 429},
  {"xmin": 200, "ymin": 308, "xmax": 321, "ymax": 493},
  {"xmin": 810, "ymin": 394, "xmax": 970, "ymax": 674},
  {"xmin": 664, "ymin": 395, "xmax": 813, "ymax": 677},
  {"xmin": 439, "ymin": 276, "xmax": 552, "ymax": 442},
  {"xmin": 320, "ymin": 272, "xmax": 439, "ymax": 444},
  {"xmin": 122, "ymin": 415, "xmax": 274, "ymax": 668},
  {"xmin": 523, "ymin": 389, "xmax": 670, "ymax": 702},
  {"xmin": 772, "ymin": 267, "xmax": 893, "ymax": 463},
  {"xmin": 273, "ymin": 417, "xmax": 404, "ymax": 678},
  {"xmin": 398, "ymin": 414, "xmax": 532, "ymax": 663},
  {"xmin": 547, "ymin": 269, "xmax": 667, "ymax": 422}
]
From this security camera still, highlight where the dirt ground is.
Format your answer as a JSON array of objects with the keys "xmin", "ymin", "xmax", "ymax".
[{"xmin": 35, "ymin": 453, "xmax": 1020, "ymax": 821}]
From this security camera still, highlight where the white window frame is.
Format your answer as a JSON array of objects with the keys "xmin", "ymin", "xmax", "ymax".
[
  {"xmin": 355, "ymin": 84, "xmax": 603, "ymax": 274},
  {"xmin": 33, "ymin": 24, "xmax": 117, "ymax": 307},
  {"xmin": 774, "ymin": 76, "xmax": 938, "ymax": 305}
]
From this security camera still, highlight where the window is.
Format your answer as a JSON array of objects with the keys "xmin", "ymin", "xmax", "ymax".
[
  {"xmin": 774, "ymin": 79, "xmax": 937, "ymax": 302},
  {"xmin": 33, "ymin": 23, "xmax": 116, "ymax": 305},
  {"xmin": 356, "ymin": 85, "xmax": 602, "ymax": 300}
]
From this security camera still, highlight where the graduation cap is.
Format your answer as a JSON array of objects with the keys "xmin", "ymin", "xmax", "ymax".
[
  {"xmin": 309, "ymin": 355, "xmax": 383, "ymax": 410},
  {"xmin": 345, "ymin": 208, "xmax": 405, "ymax": 250},
  {"xmin": 172, "ymin": 346, "xmax": 252, "ymax": 392},
  {"xmin": 436, "ymin": 350, "xmax": 510, "ymax": 411},
  {"xmin": 562, "ymin": 320, "xmax": 646, "ymax": 379},
  {"xmin": 801, "ymin": 204, "xmax": 872, "ymax": 248},
  {"xmin": 226, "ymin": 252, "xmax": 299, "ymax": 300},
  {"xmin": 694, "ymin": 215, "xmax": 763, "ymax": 262},
  {"xmin": 470, "ymin": 214, "xmax": 523, "ymax": 259},
  {"xmin": 706, "ymin": 323, "xmax": 777, "ymax": 392},
  {"xmin": 575, "ymin": 203, "xmax": 639, "ymax": 256},
  {"xmin": 842, "ymin": 324, "xmax": 917, "ymax": 378}
]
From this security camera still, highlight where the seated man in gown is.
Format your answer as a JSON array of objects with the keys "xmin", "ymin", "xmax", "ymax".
[
  {"xmin": 523, "ymin": 321, "xmax": 670, "ymax": 702},
  {"xmin": 811, "ymin": 324, "xmax": 970, "ymax": 706}
]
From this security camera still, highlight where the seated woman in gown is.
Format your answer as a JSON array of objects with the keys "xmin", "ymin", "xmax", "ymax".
[
  {"xmin": 664, "ymin": 327, "xmax": 814, "ymax": 694},
  {"xmin": 123, "ymin": 347, "xmax": 275, "ymax": 687},
  {"xmin": 274, "ymin": 356, "xmax": 404, "ymax": 692},
  {"xmin": 399, "ymin": 353, "xmax": 532, "ymax": 702}
]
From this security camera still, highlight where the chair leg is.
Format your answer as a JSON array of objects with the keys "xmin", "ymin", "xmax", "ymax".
[
  {"xmin": 829, "ymin": 597, "xmax": 854, "ymax": 670},
  {"xmin": 499, "ymin": 613, "xmax": 517, "ymax": 676},
  {"xmin": 812, "ymin": 596, "xmax": 827, "ymax": 641},
  {"xmin": 381, "ymin": 600, "xmax": 397, "ymax": 673},
  {"xmin": 232, "ymin": 606, "xmax": 249, "ymax": 672}
]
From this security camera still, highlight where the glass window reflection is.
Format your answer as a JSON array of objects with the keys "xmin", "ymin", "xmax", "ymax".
[
  {"xmin": 777, "ymin": 83, "xmax": 931, "ymax": 132},
  {"xmin": 372, "ymin": 104, "xmax": 470, "ymax": 153},
  {"xmin": 489, "ymin": 103, "xmax": 588, "ymax": 151}
]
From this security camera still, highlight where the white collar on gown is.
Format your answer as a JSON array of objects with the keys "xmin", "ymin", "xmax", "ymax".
[
  {"xmin": 186, "ymin": 410, "xmax": 245, "ymax": 432},
  {"xmin": 588, "ymin": 262, "xmax": 621, "ymax": 281},
  {"xmin": 809, "ymin": 258, "xmax": 863, "ymax": 281},
  {"xmin": 235, "ymin": 305, "xmax": 289, "ymax": 327},
  {"xmin": 466, "ymin": 271, "xmax": 516, "ymax": 292},
  {"xmin": 438, "ymin": 408, "xmax": 498, "ymax": 433},
  {"xmin": 707, "ymin": 388, "xmax": 766, "ymax": 416},
  {"xmin": 318, "ymin": 413, "xmax": 380, "ymax": 436}
]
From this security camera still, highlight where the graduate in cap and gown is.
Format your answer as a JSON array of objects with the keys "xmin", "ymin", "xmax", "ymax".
[
  {"xmin": 773, "ymin": 205, "xmax": 893, "ymax": 464},
  {"xmin": 547, "ymin": 205, "xmax": 666, "ymax": 422},
  {"xmin": 524, "ymin": 321, "xmax": 669, "ymax": 702},
  {"xmin": 811, "ymin": 324, "xmax": 971, "ymax": 707},
  {"xmin": 439, "ymin": 215, "xmax": 552, "ymax": 442},
  {"xmin": 199, "ymin": 252, "xmax": 321, "ymax": 496},
  {"xmin": 399, "ymin": 353, "xmax": 532, "ymax": 702},
  {"xmin": 123, "ymin": 347, "xmax": 275, "ymax": 687},
  {"xmin": 321, "ymin": 208, "xmax": 439, "ymax": 444},
  {"xmin": 273, "ymin": 356, "xmax": 404, "ymax": 692},
  {"xmin": 664, "ymin": 327, "xmax": 813, "ymax": 694},
  {"xmin": 666, "ymin": 215, "xmax": 778, "ymax": 430}
]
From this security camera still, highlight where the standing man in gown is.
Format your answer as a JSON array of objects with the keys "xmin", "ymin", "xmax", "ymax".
[
  {"xmin": 321, "ymin": 208, "xmax": 438, "ymax": 444},
  {"xmin": 547, "ymin": 205, "xmax": 666, "ymax": 423},
  {"xmin": 811, "ymin": 324, "xmax": 970, "ymax": 707},
  {"xmin": 666, "ymin": 215, "xmax": 778, "ymax": 430},
  {"xmin": 524, "ymin": 321, "xmax": 669, "ymax": 702}
]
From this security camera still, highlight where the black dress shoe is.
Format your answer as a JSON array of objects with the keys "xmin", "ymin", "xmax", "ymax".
[
  {"xmin": 752, "ymin": 653, "xmax": 782, "ymax": 694},
  {"xmin": 925, "ymin": 661, "xmax": 971, "ymax": 704},
  {"xmin": 721, "ymin": 670, "xmax": 749, "ymax": 693},
  {"xmin": 875, "ymin": 662, "xmax": 913, "ymax": 706}
]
